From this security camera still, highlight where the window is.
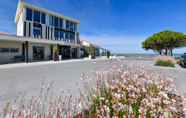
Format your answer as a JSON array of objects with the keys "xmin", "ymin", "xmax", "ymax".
[
  {"xmin": 33, "ymin": 23, "xmax": 42, "ymax": 38},
  {"xmin": 10, "ymin": 48, "xmax": 19, "ymax": 53},
  {"xmin": 49, "ymin": 15, "xmax": 53, "ymax": 26},
  {"xmin": 26, "ymin": 8, "xmax": 32, "ymax": 21},
  {"xmin": 70, "ymin": 33, "xmax": 75, "ymax": 40},
  {"xmin": 59, "ymin": 31, "xmax": 64, "ymax": 39},
  {"xmin": 70, "ymin": 22, "xmax": 74, "ymax": 31},
  {"xmin": 65, "ymin": 32, "xmax": 70, "ymax": 39},
  {"xmin": 41, "ymin": 13, "xmax": 46, "ymax": 24},
  {"xmin": 33, "ymin": 28, "xmax": 41, "ymax": 38},
  {"xmin": 66, "ymin": 21, "xmax": 70, "ymax": 30},
  {"xmin": 54, "ymin": 17, "xmax": 59, "ymax": 27},
  {"xmin": 54, "ymin": 30, "xmax": 59, "ymax": 40},
  {"xmin": 0, "ymin": 48, "xmax": 9, "ymax": 53},
  {"xmin": 33, "ymin": 46, "xmax": 45, "ymax": 60},
  {"xmin": 0, "ymin": 48, "xmax": 19, "ymax": 53},
  {"xmin": 33, "ymin": 10, "xmax": 40, "ymax": 23},
  {"xmin": 59, "ymin": 19, "xmax": 63, "ymax": 29},
  {"xmin": 74, "ymin": 24, "xmax": 77, "ymax": 32}
]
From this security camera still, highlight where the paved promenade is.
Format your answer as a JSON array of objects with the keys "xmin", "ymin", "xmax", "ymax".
[
  {"xmin": 0, "ymin": 58, "xmax": 186, "ymax": 107},
  {"xmin": 0, "ymin": 59, "xmax": 110, "ymax": 106}
]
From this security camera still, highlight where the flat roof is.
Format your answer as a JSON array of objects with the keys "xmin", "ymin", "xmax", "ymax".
[
  {"xmin": 15, "ymin": 1, "xmax": 80, "ymax": 24},
  {"xmin": 0, "ymin": 34, "xmax": 80, "ymax": 47}
]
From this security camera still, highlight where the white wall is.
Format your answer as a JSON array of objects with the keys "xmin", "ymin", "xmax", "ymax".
[{"xmin": 16, "ymin": 9, "xmax": 24, "ymax": 36}]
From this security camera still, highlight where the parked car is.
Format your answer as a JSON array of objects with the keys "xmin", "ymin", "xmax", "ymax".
[{"xmin": 180, "ymin": 53, "xmax": 186, "ymax": 67}]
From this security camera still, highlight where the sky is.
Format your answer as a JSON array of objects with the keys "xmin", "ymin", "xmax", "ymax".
[{"xmin": 0, "ymin": 0, "xmax": 186, "ymax": 54}]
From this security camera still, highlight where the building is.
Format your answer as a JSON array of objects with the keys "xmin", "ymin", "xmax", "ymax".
[
  {"xmin": 0, "ymin": 0, "xmax": 80, "ymax": 64},
  {"xmin": 80, "ymin": 39, "xmax": 108, "ymax": 58}
]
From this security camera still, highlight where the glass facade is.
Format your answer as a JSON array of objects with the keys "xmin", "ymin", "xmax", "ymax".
[
  {"xmin": 33, "ymin": 23, "xmax": 42, "ymax": 38},
  {"xmin": 66, "ymin": 21, "xmax": 76, "ymax": 32},
  {"xmin": 59, "ymin": 19, "xmax": 63, "ymax": 29},
  {"xmin": 49, "ymin": 15, "xmax": 53, "ymax": 26},
  {"xmin": 70, "ymin": 32, "xmax": 75, "ymax": 40},
  {"xmin": 54, "ymin": 30, "xmax": 59, "ymax": 40},
  {"xmin": 66, "ymin": 21, "xmax": 70, "ymax": 30},
  {"xmin": 26, "ymin": 8, "xmax": 32, "ymax": 21},
  {"xmin": 24, "ymin": 7, "xmax": 78, "ymax": 42},
  {"xmin": 33, "ymin": 11, "xmax": 40, "ymax": 22},
  {"xmin": 65, "ymin": 32, "xmax": 70, "ymax": 39},
  {"xmin": 54, "ymin": 17, "xmax": 58, "ymax": 27},
  {"xmin": 59, "ymin": 31, "xmax": 64, "ymax": 39},
  {"xmin": 33, "ymin": 28, "xmax": 41, "ymax": 38},
  {"xmin": 41, "ymin": 13, "xmax": 46, "ymax": 24}
]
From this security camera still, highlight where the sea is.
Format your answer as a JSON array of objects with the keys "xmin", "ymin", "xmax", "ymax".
[{"xmin": 113, "ymin": 53, "xmax": 183, "ymax": 60}]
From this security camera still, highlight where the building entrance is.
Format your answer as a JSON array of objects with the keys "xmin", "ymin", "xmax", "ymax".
[
  {"xmin": 33, "ymin": 46, "xmax": 45, "ymax": 61},
  {"xmin": 58, "ymin": 45, "xmax": 71, "ymax": 59}
]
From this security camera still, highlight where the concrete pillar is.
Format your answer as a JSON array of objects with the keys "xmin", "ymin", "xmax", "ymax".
[
  {"xmin": 76, "ymin": 47, "xmax": 81, "ymax": 58},
  {"xmin": 25, "ymin": 41, "xmax": 29, "ymax": 63},
  {"xmin": 70, "ymin": 47, "xmax": 72, "ymax": 59},
  {"xmin": 42, "ymin": 24, "xmax": 46, "ymax": 39},
  {"xmin": 53, "ymin": 45, "xmax": 58, "ymax": 61},
  {"xmin": 30, "ymin": 22, "xmax": 33, "ymax": 38}
]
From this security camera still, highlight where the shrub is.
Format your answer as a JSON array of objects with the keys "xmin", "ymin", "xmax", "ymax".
[
  {"xmin": 154, "ymin": 56, "xmax": 176, "ymax": 67},
  {"xmin": 155, "ymin": 60, "xmax": 175, "ymax": 67}
]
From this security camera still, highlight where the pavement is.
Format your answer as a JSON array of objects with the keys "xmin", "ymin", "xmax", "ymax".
[
  {"xmin": 0, "ymin": 58, "xmax": 106, "ymax": 69},
  {"xmin": 0, "ymin": 58, "xmax": 186, "ymax": 107},
  {"xmin": 0, "ymin": 58, "xmax": 110, "ymax": 107}
]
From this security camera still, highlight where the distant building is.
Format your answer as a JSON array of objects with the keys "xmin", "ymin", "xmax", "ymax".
[
  {"xmin": 0, "ymin": 0, "xmax": 81, "ymax": 64},
  {"xmin": 80, "ymin": 39, "xmax": 108, "ymax": 58}
]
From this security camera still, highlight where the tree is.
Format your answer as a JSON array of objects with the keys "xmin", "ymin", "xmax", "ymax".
[{"xmin": 142, "ymin": 30, "xmax": 186, "ymax": 56}]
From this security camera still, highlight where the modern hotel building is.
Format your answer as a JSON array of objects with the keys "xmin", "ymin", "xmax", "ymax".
[{"xmin": 0, "ymin": 0, "xmax": 81, "ymax": 64}]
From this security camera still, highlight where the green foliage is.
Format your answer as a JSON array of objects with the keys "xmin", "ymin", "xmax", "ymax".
[
  {"xmin": 155, "ymin": 60, "xmax": 175, "ymax": 67},
  {"xmin": 84, "ymin": 45, "xmax": 96, "ymax": 58},
  {"xmin": 142, "ymin": 30, "xmax": 186, "ymax": 55}
]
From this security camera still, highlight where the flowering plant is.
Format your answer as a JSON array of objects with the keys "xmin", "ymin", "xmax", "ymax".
[
  {"xmin": 79, "ymin": 61, "xmax": 185, "ymax": 117},
  {"xmin": 1, "ymin": 60, "xmax": 185, "ymax": 118}
]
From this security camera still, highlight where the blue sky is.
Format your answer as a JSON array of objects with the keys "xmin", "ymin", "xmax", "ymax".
[{"xmin": 1, "ymin": 0, "xmax": 186, "ymax": 53}]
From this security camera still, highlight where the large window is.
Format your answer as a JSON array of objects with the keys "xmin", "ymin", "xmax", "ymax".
[
  {"xmin": 59, "ymin": 19, "xmax": 63, "ymax": 29},
  {"xmin": 33, "ymin": 23, "xmax": 42, "ymax": 38},
  {"xmin": 59, "ymin": 31, "xmax": 64, "ymax": 39},
  {"xmin": 33, "ymin": 28, "xmax": 41, "ymax": 38},
  {"xmin": 66, "ymin": 21, "xmax": 70, "ymax": 30},
  {"xmin": 65, "ymin": 32, "xmax": 70, "ymax": 39},
  {"xmin": 26, "ymin": 8, "xmax": 32, "ymax": 21},
  {"xmin": 41, "ymin": 13, "xmax": 46, "ymax": 24},
  {"xmin": 74, "ymin": 24, "xmax": 77, "ymax": 32},
  {"xmin": 54, "ymin": 30, "xmax": 59, "ymax": 40},
  {"xmin": 54, "ymin": 17, "xmax": 58, "ymax": 27},
  {"xmin": 0, "ymin": 48, "xmax": 19, "ymax": 53},
  {"xmin": 33, "ymin": 46, "xmax": 45, "ymax": 60},
  {"xmin": 70, "ymin": 33, "xmax": 75, "ymax": 40},
  {"xmin": 70, "ymin": 22, "xmax": 74, "ymax": 31},
  {"xmin": 49, "ymin": 15, "xmax": 53, "ymax": 26},
  {"xmin": 33, "ymin": 10, "xmax": 40, "ymax": 23}
]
